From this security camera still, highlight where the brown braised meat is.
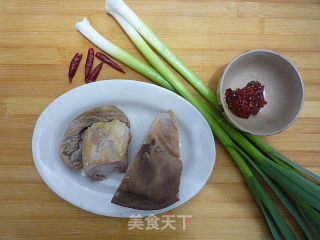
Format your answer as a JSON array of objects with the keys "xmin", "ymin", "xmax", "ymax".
[
  {"xmin": 111, "ymin": 110, "xmax": 183, "ymax": 210},
  {"xmin": 59, "ymin": 105, "xmax": 130, "ymax": 170},
  {"xmin": 82, "ymin": 120, "xmax": 131, "ymax": 180}
]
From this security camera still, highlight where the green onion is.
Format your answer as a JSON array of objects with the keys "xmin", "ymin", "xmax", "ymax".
[{"xmin": 297, "ymin": 200, "xmax": 320, "ymax": 239}]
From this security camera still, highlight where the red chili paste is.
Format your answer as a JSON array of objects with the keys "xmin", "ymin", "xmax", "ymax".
[{"xmin": 225, "ymin": 81, "xmax": 267, "ymax": 118}]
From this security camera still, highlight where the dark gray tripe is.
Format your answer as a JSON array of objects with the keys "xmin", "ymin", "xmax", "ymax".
[{"xmin": 112, "ymin": 110, "xmax": 183, "ymax": 210}]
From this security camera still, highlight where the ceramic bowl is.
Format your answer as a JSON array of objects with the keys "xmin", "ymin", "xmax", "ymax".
[{"xmin": 217, "ymin": 49, "xmax": 304, "ymax": 136}]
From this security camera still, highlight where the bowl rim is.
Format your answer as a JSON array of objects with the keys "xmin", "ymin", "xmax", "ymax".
[{"xmin": 219, "ymin": 49, "xmax": 305, "ymax": 136}]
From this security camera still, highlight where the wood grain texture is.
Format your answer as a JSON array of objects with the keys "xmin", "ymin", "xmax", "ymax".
[{"xmin": 0, "ymin": 0, "xmax": 319, "ymax": 239}]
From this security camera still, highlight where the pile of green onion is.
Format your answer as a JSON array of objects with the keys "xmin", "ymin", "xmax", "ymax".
[{"xmin": 76, "ymin": 0, "xmax": 320, "ymax": 238}]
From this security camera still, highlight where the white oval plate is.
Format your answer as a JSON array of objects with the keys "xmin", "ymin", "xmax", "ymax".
[{"xmin": 32, "ymin": 80, "xmax": 216, "ymax": 217}]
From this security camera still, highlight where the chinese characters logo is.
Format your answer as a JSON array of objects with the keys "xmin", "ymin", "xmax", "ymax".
[{"xmin": 128, "ymin": 214, "xmax": 192, "ymax": 230}]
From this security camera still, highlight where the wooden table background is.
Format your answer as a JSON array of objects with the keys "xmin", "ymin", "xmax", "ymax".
[{"xmin": 0, "ymin": 0, "xmax": 319, "ymax": 239}]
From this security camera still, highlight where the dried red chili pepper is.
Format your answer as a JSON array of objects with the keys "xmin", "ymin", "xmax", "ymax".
[
  {"xmin": 85, "ymin": 48, "xmax": 94, "ymax": 81},
  {"xmin": 86, "ymin": 62, "xmax": 103, "ymax": 83},
  {"xmin": 68, "ymin": 53, "xmax": 82, "ymax": 83},
  {"xmin": 95, "ymin": 52, "xmax": 125, "ymax": 73}
]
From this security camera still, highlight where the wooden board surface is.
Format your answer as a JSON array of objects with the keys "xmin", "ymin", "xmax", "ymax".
[{"xmin": 0, "ymin": 0, "xmax": 319, "ymax": 239}]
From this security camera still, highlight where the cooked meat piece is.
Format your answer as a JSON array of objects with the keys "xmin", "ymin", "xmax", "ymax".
[
  {"xmin": 82, "ymin": 120, "xmax": 131, "ymax": 181},
  {"xmin": 111, "ymin": 110, "xmax": 183, "ymax": 210},
  {"xmin": 59, "ymin": 105, "xmax": 130, "ymax": 170}
]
